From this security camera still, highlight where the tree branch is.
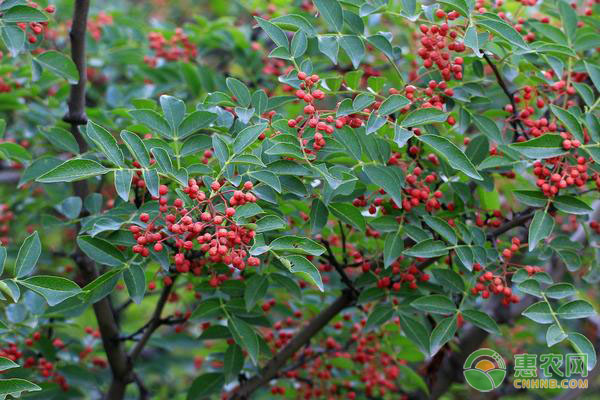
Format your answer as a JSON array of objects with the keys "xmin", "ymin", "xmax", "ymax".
[
  {"xmin": 65, "ymin": 2, "xmax": 133, "ymax": 399},
  {"xmin": 231, "ymin": 289, "xmax": 357, "ymax": 399},
  {"xmin": 483, "ymin": 53, "xmax": 529, "ymax": 140},
  {"xmin": 129, "ymin": 279, "xmax": 176, "ymax": 362}
]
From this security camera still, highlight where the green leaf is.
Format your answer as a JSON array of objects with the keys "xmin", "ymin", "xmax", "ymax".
[
  {"xmin": 120, "ymin": 130, "xmax": 150, "ymax": 168},
  {"xmin": 0, "ymin": 378, "xmax": 41, "ymax": 398},
  {"xmin": 226, "ymin": 78, "xmax": 251, "ymax": 108},
  {"xmin": 553, "ymin": 196, "xmax": 592, "ymax": 215},
  {"xmin": 255, "ymin": 17, "xmax": 288, "ymax": 48},
  {"xmin": 285, "ymin": 255, "xmax": 324, "ymax": 292},
  {"xmin": 0, "ymin": 142, "xmax": 30, "ymax": 162},
  {"xmin": 511, "ymin": 134, "xmax": 567, "ymax": 159},
  {"xmin": 34, "ymin": 51, "xmax": 79, "ymax": 84},
  {"xmin": 39, "ymin": 127, "xmax": 79, "ymax": 154},
  {"xmin": 187, "ymin": 373, "xmax": 224, "ymax": 400},
  {"xmin": 557, "ymin": 300, "xmax": 595, "ymax": 320},
  {"xmin": 550, "ymin": 105, "xmax": 584, "ymax": 142},
  {"xmin": 14, "ymin": 231, "xmax": 41, "ymax": 278},
  {"xmin": 518, "ymin": 279, "xmax": 542, "ymax": 297},
  {"xmin": 3, "ymin": 5, "xmax": 48, "ymax": 22},
  {"xmin": 309, "ymin": 198, "xmax": 329, "ymax": 234},
  {"xmin": 0, "ymin": 247, "xmax": 5, "ymax": 277},
  {"xmin": 223, "ymin": 344, "xmax": 244, "ymax": 383},
  {"xmin": 271, "ymin": 14, "xmax": 317, "ymax": 37},
  {"xmin": 76, "ymin": 236, "xmax": 125, "ymax": 267},
  {"xmin": 430, "ymin": 315, "xmax": 457, "ymax": 355},
  {"xmin": 366, "ymin": 34, "xmax": 394, "ymax": 59},
  {"xmin": 401, "ymin": 108, "xmax": 448, "ymax": 127},
  {"xmin": 233, "ymin": 123, "xmax": 267, "ymax": 154},
  {"xmin": 314, "ymin": 0, "xmax": 344, "ymax": 32},
  {"xmin": 522, "ymin": 301, "xmax": 554, "ymax": 324},
  {"xmin": 545, "ymin": 283, "xmax": 575, "ymax": 299},
  {"xmin": 379, "ymin": 95, "xmax": 410, "ymax": 116},
  {"xmin": 352, "ymin": 93, "xmax": 375, "ymax": 112},
  {"xmin": 558, "ymin": 0, "xmax": 577, "ymax": 42},
  {"xmin": 399, "ymin": 315, "xmax": 430, "ymax": 354},
  {"xmin": 423, "ymin": 216, "xmax": 457, "ymax": 245},
  {"xmin": 244, "ymin": 274, "xmax": 269, "ymax": 311},
  {"xmin": 455, "ymin": 245, "xmax": 474, "ymax": 270},
  {"xmin": 339, "ymin": 35, "xmax": 365, "ymax": 69},
  {"xmin": 567, "ymin": 332, "xmax": 596, "ymax": 371},
  {"xmin": 0, "ymin": 357, "xmax": 18, "ymax": 372},
  {"xmin": 431, "ymin": 268, "xmax": 464, "ymax": 292},
  {"xmin": 546, "ymin": 324, "xmax": 567, "ymax": 346},
  {"xmin": 151, "ymin": 148, "xmax": 174, "ymax": 175},
  {"xmin": 416, "ymin": 135, "xmax": 483, "ymax": 180},
  {"xmin": 584, "ymin": 62, "xmax": 600, "ymax": 93},
  {"xmin": 159, "ymin": 95, "xmax": 186, "ymax": 135},
  {"xmin": 178, "ymin": 111, "xmax": 217, "ymax": 139},
  {"xmin": 383, "ymin": 230, "xmax": 403, "ymax": 268},
  {"xmin": 18, "ymin": 275, "xmax": 82, "ymax": 306},
  {"xmin": 55, "ymin": 196, "xmax": 82, "ymax": 220},
  {"xmin": 212, "ymin": 134, "xmax": 230, "ymax": 165},
  {"xmin": 129, "ymin": 109, "xmax": 172, "ymax": 139},
  {"xmin": 411, "ymin": 295, "xmax": 456, "ymax": 314},
  {"xmin": 228, "ymin": 315, "xmax": 260, "ymax": 365},
  {"xmin": 123, "ymin": 265, "xmax": 145, "ymax": 304},
  {"xmin": 37, "ymin": 159, "xmax": 111, "ymax": 183},
  {"xmin": 403, "ymin": 239, "xmax": 449, "ymax": 258},
  {"xmin": 86, "ymin": 121, "xmax": 124, "ymax": 167},
  {"xmin": 365, "ymin": 303, "xmax": 394, "ymax": 331},
  {"xmin": 1, "ymin": 25, "xmax": 25, "ymax": 57},
  {"xmin": 82, "ymin": 268, "xmax": 123, "ymax": 304},
  {"xmin": 270, "ymin": 236, "xmax": 325, "ymax": 256},
  {"xmin": 255, "ymin": 215, "xmax": 287, "ymax": 233},
  {"xmin": 472, "ymin": 114, "xmax": 503, "ymax": 144},
  {"xmin": 513, "ymin": 190, "xmax": 547, "ymax": 207},
  {"xmin": 328, "ymin": 203, "xmax": 365, "ymax": 232},
  {"xmin": 462, "ymin": 309, "xmax": 500, "ymax": 334},
  {"xmin": 476, "ymin": 17, "xmax": 529, "ymax": 50},
  {"xmin": 290, "ymin": 31, "xmax": 308, "ymax": 58},
  {"xmin": 190, "ymin": 298, "xmax": 222, "ymax": 320},
  {"xmin": 464, "ymin": 25, "xmax": 480, "ymax": 56},
  {"xmin": 142, "ymin": 169, "xmax": 159, "ymax": 197},
  {"xmin": 362, "ymin": 165, "xmax": 403, "ymax": 207},
  {"xmin": 248, "ymin": 170, "xmax": 281, "ymax": 193},
  {"xmin": 528, "ymin": 211, "xmax": 554, "ymax": 251},
  {"xmin": 318, "ymin": 36, "xmax": 339, "ymax": 63}
]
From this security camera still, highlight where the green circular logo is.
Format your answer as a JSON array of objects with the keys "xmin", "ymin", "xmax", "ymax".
[{"xmin": 463, "ymin": 348, "xmax": 507, "ymax": 392}]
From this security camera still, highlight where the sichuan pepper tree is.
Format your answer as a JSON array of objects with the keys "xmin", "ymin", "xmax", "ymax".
[{"xmin": 0, "ymin": 0, "xmax": 598, "ymax": 399}]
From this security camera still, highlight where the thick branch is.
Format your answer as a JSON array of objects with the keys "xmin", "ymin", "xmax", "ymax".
[
  {"xmin": 65, "ymin": 2, "xmax": 133, "ymax": 399},
  {"xmin": 231, "ymin": 289, "xmax": 356, "ymax": 399},
  {"xmin": 129, "ymin": 279, "xmax": 175, "ymax": 361},
  {"xmin": 483, "ymin": 53, "xmax": 529, "ymax": 140}
]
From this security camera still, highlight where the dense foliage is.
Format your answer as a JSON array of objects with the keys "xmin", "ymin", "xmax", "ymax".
[{"xmin": 0, "ymin": 0, "xmax": 598, "ymax": 399}]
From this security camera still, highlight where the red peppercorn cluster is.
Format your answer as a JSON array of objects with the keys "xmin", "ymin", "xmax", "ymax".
[
  {"xmin": 0, "ymin": 203, "xmax": 14, "ymax": 246},
  {"xmin": 590, "ymin": 220, "xmax": 600, "ymax": 234},
  {"xmin": 471, "ymin": 270, "xmax": 520, "ymax": 305},
  {"xmin": 2, "ymin": 334, "xmax": 69, "ymax": 391},
  {"xmin": 416, "ymin": 18, "xmax": 465, "ymax": 81},
  {"xmin": 129, "ymin": 179, "xmax": 260, "ymax": 281},
  {"xmin": 403, "ymin": 166, "xmax": 443, "ymax": 212},
  {"xmin": 475, "ymin": 209, "xmax": 506, "ymax": 228},
  {"xmin": 87, "ymin": 11, "xmax": 113, "ymax": 41},
  {"xmin": 501, "ymin": 237, "xmax": 522, "ymax": 260},
  {"xmin": 13, "ymin": 3, "xmax": 55, "ymax": 44},
  {"xmin": 145, "ymin": 28, "xmax": 197, "ymax": 66},
  {"xmin": 389, "ymin": 263, "xmax": 430, "ymax": 291},
  {"xmin": 533, "ymin": 155, "xmax": 590, "ymax": 197}
]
